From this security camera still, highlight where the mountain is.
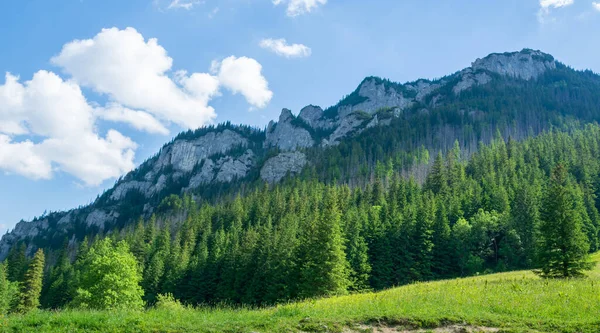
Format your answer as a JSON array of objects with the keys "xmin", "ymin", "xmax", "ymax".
[{"xmin": 2, "ymin": 48, "xmax": 599, "ymax": 259}]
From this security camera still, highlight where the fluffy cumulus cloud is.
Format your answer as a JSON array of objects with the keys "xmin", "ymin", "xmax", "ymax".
[
  {"xmin": 211, "ymin": 56, "xmax": 273, "ymax": 108},
  {"xmin": 537, "ymin": 0, "xmax": 574, "ymax": 22},
  {"xmin": 259, "ymin": 38, "xmax": 312, "ymax": 58},
  {"xmin": 51, "ymin": 27, "xmax": 219, "ymax": 129},
  {"xmin": 0, "ymin": 27, "xmax": 273, "ymax": 185},
  {"xmin": 273, "ymin": 0, "xmax": 327, "ymax": 17},
  {"xmin": 0, "ymin": 71, "xmax": 137, "ymax": 185},
  {"xmin": 593, "ymin": 2, "xmax": 600, "ymax": 11},
  {"xmin": 98, "ymin": 104, "xmax": 169, "ymax": 135}
]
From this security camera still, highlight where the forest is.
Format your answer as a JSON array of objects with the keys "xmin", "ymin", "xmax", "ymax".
[{"xmin": 1, "ymin": 123, "xmax": 598, "ymax": 312}]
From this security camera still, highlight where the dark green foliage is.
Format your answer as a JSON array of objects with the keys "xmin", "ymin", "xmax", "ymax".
[
  {"xmin": 6, "ymin": 243, "xmax": 28, "ymax": 283},
  {"xmin": 297, "ymin": 188, "xmax": 350, "ymax": 297},
  {"xmin": 41, "ymin": 246, "xmax": 76, "ymax": 309},
  {"xmin": 536, "ymin": 165, "xmax": 593, "ymax": 278}
]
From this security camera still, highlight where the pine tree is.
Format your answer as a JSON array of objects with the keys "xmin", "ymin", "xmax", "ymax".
[
  {"xmin": 18, "ymin": 249, "xmax": 45, "ymax": 312},
  {"xmin": 344, "ymin": 208, "xmax": 371, "ymax": 291},
  {"xmin": 431, "ymin": 202, "xmax": 453, "ymax": 278},
  {"xmin": 6, "ymin": 243, "xmax": 28, "ymax": 283},
  {"xmin": 537, "ymin": 164, "xmax": 593, "ymax": 278},
  {"xmin": 425, "ymin": 152, "xmax": 447, "ymax": 194},
  {"xmin": 298, "ymin": 187, "xmax": 349, "ymax": 297},
  {"xmin": 511, "ymin": 184, "xmax": 540, "ymax": 267},
  {"xmin": 41, "ymin": 246, "xmax": 76, "ymax": 309},
  {"xmin": 411, "ymin": 193, "xmax": 435, "ymax": 281}
]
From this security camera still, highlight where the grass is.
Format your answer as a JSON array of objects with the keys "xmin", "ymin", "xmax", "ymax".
[{"xmin": 3, "ymin": 253, "xmax": 600, "ymax": 333}]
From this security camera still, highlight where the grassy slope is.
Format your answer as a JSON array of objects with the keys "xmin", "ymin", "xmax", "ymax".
[{"xmin": 3, "ymin": 253, "xmax": 600, "ymax": 333}]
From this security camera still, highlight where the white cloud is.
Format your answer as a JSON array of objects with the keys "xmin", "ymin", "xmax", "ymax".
[
  {"xmin": 593, "ymin": 2, "xmax": 600, "ymax": 11},
  {"xmin": 99, "ymin": 104, "xmax": 169, "ymax": 135},
  {"xmin": 0, "ymin": 71, "xmax": 136, "ymax": 185},
  {"xmin": 259, "ymin": 38, "xmax": 312, "ymax": 58},
  {"xmin": 51, "ymin": 27, "xmax": 218, "ymax": 129},
  {"xmin": 539, "ymin": 0, "xmax": 574, "ymax": 8},
  {"xmin": 0, "ymin": 27, "xmax": 273, "ymax": 186},
  {"xmin": 212, "ymin": 56, "xmax": 273, "ymax": 109},
  {"xmin": 537, "ymin": 0, "xmax": 574, "ymax": 23},
  {"xmin": 0, "ymin": 135, "xmax": 50, "ymax": 180},
  {"xmin": 273, "ymin": 0, "xmax": 327, "ymax": 17},
  {"xmin": 167, "ymin": 0, "xmax": 200, "ymax": 10}
]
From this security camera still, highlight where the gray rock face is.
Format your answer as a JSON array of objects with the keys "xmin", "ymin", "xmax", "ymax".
[
  {"xmin": 110, "ymin": 181, "xmax": 152, "ymax": 201},
  {"xmin": 265, "ymin": 109, "xmax": 314, "ymax": 151},
  {"xmin": 453, "ymin": 68, "xmax": 492, "ymax": 94},
  {"xmin": 298, "ymin": 105, "xmax": 336, "ymax": 130},
  {"xmin": 85, "ymin": 209, "xmax": 116, "ymax": 229},
  {"xmin": 260, "ymin": 152, "xmax": 308, "ymax": 183},
  {"xmin": 338, "ymin": 78, "xmax": 414, "ymax": 118},
  {"xmin": 406, "ymin": 80, "xmax": 443, "ymax": 102},
  {"xmin": 188, "ymin": 159, "xmax": 216, "ymax": 188},
  {"xmin": 113, "ymin": 129, "xmax": 250, "ymax": 200},
  {"xmin": 472, "ymin": 50, "xmax": 555, "ymax": 80},
  {"xmin": 154, "ymin": 129, "xmax": 248, "ymax": 173},
  {"xmin": 12, "ymin": 218, "xmax": 49, "ymax": 239},
  {"xmin": 215, "ymin": 150, "xmax": 255, "ymax": 183},
  {"xmin": 324, "ymin": 113, "xmax": 370, "ymax": 146},
  {"xmin": 187, "ymin": 150, "xmax": 255, "ymax": 189}
]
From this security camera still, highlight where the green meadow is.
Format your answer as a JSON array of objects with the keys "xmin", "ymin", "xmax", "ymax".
[{"xmin": 2, "ymin": 252, "xmax": 599, "ymax": 333}]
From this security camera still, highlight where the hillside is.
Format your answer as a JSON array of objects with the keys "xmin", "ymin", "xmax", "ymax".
[
  {"xmin": 3, "ymin": 48, "xmax": 600, "ymax": 260},
  {"xmin": 0, "ymin": 48, "xmax": 600, "ymax": 329},
  {"xmin": 5, "ymin": 252, "xmax": 600, "ymax": 333}
]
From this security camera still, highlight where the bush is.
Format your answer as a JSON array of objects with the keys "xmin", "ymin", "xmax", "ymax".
[
  {"xmin": 71, "ymin": 239, "xmax": 144, "ymax": 310},
  {"xmin": 154, "ymin": 293, "xmax": 184, "ymax": 311}
]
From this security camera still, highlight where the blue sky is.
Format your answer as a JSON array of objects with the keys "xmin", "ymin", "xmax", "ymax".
[{"xmin": 0, "ymin": 0, "xmax": 599, "ymax": 230}]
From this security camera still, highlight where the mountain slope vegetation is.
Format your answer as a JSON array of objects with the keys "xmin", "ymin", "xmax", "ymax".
[
  {"xmin": 3, "ymin": 49, "xmax": 600, "ymax": 259},
  {"xmin": 2, "ymin": 123, "xmax": 598, "ymax": 309},
  {"xmin": 1, "ymin": 50, "xmax": 600, "ymax": 327}
]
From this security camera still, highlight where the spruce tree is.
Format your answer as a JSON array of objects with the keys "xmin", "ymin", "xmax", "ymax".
[
  {"xmin": 18, "ymin": 249, "xmax": 45, "ymax": 312},
  {"xmin": 298, "ymin": 187, "xmax": 349, "ymax": 297},
  {"xmin": 511, "ymin": 184, "xmax": 540, "ymax": 267},
  {"xmin": 425, "ymin": 152, "xmax": 447, "ymax": 194},
  {"xmin": 6, "ymin": 243, "xmax": 28, "ymax": 283},
  {"xmin": 344, "ymin": 208, "xmax": 371, "ymax": 291},
  {"xmin": 431, "ymin": 202, "xmax": 453, "ymax": 278},
  {"xmin": 411, "ymin": 193, "xmax": 435, "ymax": 281},
  {"xmin": 537, "ymin": 164, "xmax": 593, "ymax": 278}
]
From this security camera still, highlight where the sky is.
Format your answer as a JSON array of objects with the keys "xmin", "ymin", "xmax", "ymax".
[{"xmin": 0, "ymin": 0, "xmax": 600, "ymax": 231}]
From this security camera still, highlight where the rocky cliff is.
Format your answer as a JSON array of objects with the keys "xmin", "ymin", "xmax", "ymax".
[{"xmin": 0, "ymin": 49, "xmax": 559, "ymax": 259}]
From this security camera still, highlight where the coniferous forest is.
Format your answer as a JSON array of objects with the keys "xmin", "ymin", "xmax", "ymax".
[{"xmin": 2, "ymin": 123, "xmax": 599, "ymax": 311}]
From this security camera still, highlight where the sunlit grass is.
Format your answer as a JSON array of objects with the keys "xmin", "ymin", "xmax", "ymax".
[{"xmin": 3, "ymin": 253, "xmax": 600, "ymax": 333}]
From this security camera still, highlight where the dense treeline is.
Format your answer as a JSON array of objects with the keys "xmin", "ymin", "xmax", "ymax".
[
  {"xmin": 1, "ymin": 124, "xmax": 597, "ymax": 311},
  {"xmin": 306, "ymin": 63, "xmax": 600, "ymax": 185},
  {"xmin": 21, "ymin": 63, "xmax": 600, "ymax": 256}
]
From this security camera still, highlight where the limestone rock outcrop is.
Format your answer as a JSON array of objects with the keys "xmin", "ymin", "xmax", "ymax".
[
  {"xmin": 260, "ymin": 152, "xmax": 308, "ymax": 183},
  {"xmin": 265, "ymin": 109, "xmax": 314, "ymax": 151}
]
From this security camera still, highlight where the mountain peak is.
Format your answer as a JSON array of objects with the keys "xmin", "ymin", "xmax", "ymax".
[{"xmin": 471, "ymin": 49, "xmax": 556, "ymax": 80}]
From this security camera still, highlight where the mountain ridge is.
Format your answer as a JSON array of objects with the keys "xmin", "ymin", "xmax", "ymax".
[{"xmin": 0, "ymin": 48, "xmax": 582, "ymax": 259}]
